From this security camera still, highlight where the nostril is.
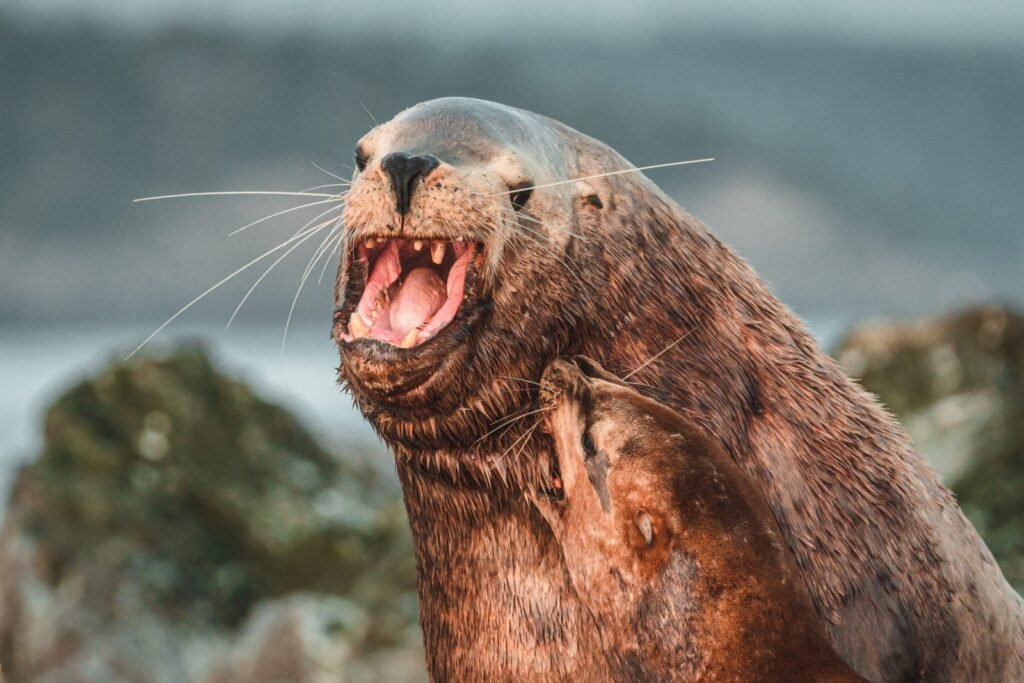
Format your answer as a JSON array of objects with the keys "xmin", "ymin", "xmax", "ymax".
[{"xmin": 380, "ymin": 152, "xmax": 441, "ymax": 215}]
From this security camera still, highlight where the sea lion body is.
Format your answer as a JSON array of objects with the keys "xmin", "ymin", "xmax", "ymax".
[
  {"xmin": 535, "ymin": 356, "xmax": 869, "ymax": 682},
  {"xmin": 334, "ymin": 98, "xmax": 1024, "ymax": 681}
]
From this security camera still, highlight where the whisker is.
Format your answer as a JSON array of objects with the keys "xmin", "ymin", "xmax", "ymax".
[
  {"xmin": 226, "ymin": 215, "xmax": 339, "ymax": 328},
  {"xmin": 498, "ymin": 420, "xmax": 543, "ymax": 463},
  {"xmin": 512, "ymin": 422, "xmax": 541, "ymax": 463},
  {"xmin": 497, "ymin": 206, "xmax": 586, "ymax": 241},
  {"xmin": 125, "ymin": 219, "xmax": 335, "ymax": 359},
  {"xmin": 295, "ymin": 221, "xmax": 344, "ymax": 301},
  {"xmin": 502, "ymin": 207, "xmax": 586, "ymax": 240},
  {"xmin": 228, "ymin": 197, "xmax": 344, "ymax": 237},
  {"xmin": 298, "ymin": 182, "xmax": 350, "ymax": 193},
  {"xmin": 499, "ymin": 215, "xmax": 587, "ymax": 289},
  {"xmin": 474, "ymin": 406, "xmax": 550, "ymax": 445},
  {"xmin": 133, "ymin": 190, "xmax": 340, "ymax": 202},
  {"xmin": 317, "ymin": 232, "xmax": 345, "ymax": 285},
  {"xmin": 623, "ymin": 328, "xmax": 696, "ymax": 380},
  {"xmin": 500, "ymin": 375, "xmax": 553, "ymax": 391},
  {"xmin": 489, "ymin": 158, "xmax": 715, "ymax": 196},
  {"xmin": 492, "ymin": 406, "xmax": 550, "ymax": 430},
  {"xmin": 282, "ymin": 219, "xmax": 344, "ymax": 352},
  {"xmin": 312, "ymin": 161, "xmax": 353, "ymax": 183},
  {"xmin": 226, "ymin": 205, "xmax": 342, "ymax": 327},
  {"xmin": 360, "ymin": 102, "xmax": 380, "ymax": 127},
  {"xmin": 496, "ymin": 428, "xmax": 533, "ymax": 462}
]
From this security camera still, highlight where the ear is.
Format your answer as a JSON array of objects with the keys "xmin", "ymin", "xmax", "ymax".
[{"xmin": 575, "ymin": 181, "xmax": 604, "ymax": 209}]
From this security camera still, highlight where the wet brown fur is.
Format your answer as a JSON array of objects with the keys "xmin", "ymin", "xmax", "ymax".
[
  {"xmin": 534, "ymin": 356, "xmax": 870, "ymax": 682},
  {"xmin": 334, "ymin": 98, "xmax": 1024, "ymax": 682}
]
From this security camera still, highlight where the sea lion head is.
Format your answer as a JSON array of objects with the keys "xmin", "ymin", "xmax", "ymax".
[
  {"xmin": 333, "ymin": 98, "xmax": 673, "ymax": 458},
  {"xmin": 536, "ymin": 355, "xmax": 686, "ymax": 583}
]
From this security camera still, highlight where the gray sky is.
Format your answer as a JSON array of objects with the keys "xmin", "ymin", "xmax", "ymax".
[{"xmin": 8, "ymin": 0, "xmax": 1024, "ymax": 46}]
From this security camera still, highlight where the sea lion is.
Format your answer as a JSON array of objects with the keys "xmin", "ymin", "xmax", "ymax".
[
  {"xmin": 534, "ymin": 355, "xmax": 870, "ymax": 682},
  {"xmin": 333, "ymin": 97, "xmax": 1024, "ymax": 681}
]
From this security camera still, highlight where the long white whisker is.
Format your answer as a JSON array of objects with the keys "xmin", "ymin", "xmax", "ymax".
[
  {"xmin": 225, "ymin": 224, "xmax": 329, "ymax": 330},
  {"xmin": 226, "ymin": 208, "xmax": 343, "ymax": 328},
  {"xmin": 298, "ymin": 182, "xmax": 350, "ymax": 193},
  {"xmin": 318, "ymin": 234, "xmax": 344, "ymax": 285},
  {"xmin": 475, "ymin": 406, "xmax": 550, "ymax": 445},
  {"xmin": 623, "ymin": 328, "xmax": 696, "ymax": 380},
  {"xmin": 500, "ymin": 375, "xmax": 553, "ymax": 391},
  {"xmin": 125, "ymin": 221, "xmax": 334, "ymax": 359},
  {"xmin": 360, "ymin": 102, "xmax": 380, "ymax": 126},
  {"xmin": 502, "ymin": 207, "xmax": 585, "ymax": 240},
  {"xmin": 282, "ymin": 219, "xmax": 344, "ymax": 353},
  {"xmin": 228, "ymin": 197, "xmax": 344, "ymax": 237},
  {"xmin": 300, "ymin": 224, "xmax": 343, "ymax": 284},
  {"xmin": 489, "ymin": 158, "xmax": 715, "ymax": 196},
  {"xmin": 312, "ymin": 161, "xmax": 352, "ymax": 182},
  {"xmin": 133, "ymin": 191, "xmax": 339, "ymax": 202},
  {"xmin": 512, "ymin": 422, "xmax": 541, "ymax": 463}
]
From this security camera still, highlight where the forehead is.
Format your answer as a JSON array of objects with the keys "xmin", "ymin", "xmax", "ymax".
[{"xmin": 365, "ymin": 98, "xmax": 558, "ymax": 168}]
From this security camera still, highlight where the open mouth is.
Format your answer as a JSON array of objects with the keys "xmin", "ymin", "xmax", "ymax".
[{"xmin": 341, "ymin": 237, "xmax": 482, "ymax": 349}]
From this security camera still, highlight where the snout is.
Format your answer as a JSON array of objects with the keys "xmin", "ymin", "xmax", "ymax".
[{"xmin": 539, "ymin": 357, "xmax": 587, "ymax": 411}]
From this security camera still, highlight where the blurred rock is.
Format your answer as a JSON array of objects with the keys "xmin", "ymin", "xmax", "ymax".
[
  {"xmin": 835, "ymin": 304, "xmax": 1024, "ymax": 590},
  {"xmin": 0, "ymin": 346, "xmax": 424, "ymax": 682}
]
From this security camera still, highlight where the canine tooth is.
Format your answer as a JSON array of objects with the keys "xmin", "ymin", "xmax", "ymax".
[
  {"xmin": 365, "ymin": 238, "xmax": 376, "ymax": 249},
  {"xmin": 431, "ymin": 241, "xmax": 445, "ymax": 265},
  {"xmin": 413, "ymin": 240, "xmax": 424, "ymax": 251},
  {"xmin": 400, "ymin": 328, "xmax": 419, "ymax": 349},
  {"xmin": 348, "ymin": 313, "xmax": 370, "ymax": 338}
]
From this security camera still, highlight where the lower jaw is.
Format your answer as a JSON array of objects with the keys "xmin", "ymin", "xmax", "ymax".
[{"xmin": 338, "ymin": 327, "xmax": 476, "ymax": 415}]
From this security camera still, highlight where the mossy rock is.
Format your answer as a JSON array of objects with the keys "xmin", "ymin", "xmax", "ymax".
[
  {"xmin": 11, "ymin": 345, "xmax": 415, "ymax": 634},
  {"xmin": 835, "ymin": 304, "xmax": 1024, "ymax": 590}
]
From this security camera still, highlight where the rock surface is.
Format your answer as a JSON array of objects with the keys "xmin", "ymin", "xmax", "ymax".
[
  {"xmin": 835, "ymin": 304, "xmax": 1024, "ymax": 591},
  {"xmin": 0, "ymin": 346, "xmax": 424, "ymax": 682}
]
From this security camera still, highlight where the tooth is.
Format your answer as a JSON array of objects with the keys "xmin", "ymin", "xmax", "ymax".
[
  {"xmin": 348, "ymin": 313, "xmax": 370, "ymax": 338},
  {"xmin": 400, "ymin": 328, "xmax": 419, "ymax": 348},
  {"xmin": 413, "ymin": 240, "xmax": 424, "ymax": 251},
  {"xmin": 455, "ymin": 237, "xmax": 464, "ymax": 242},
  {"xmin": 365, "ymin": 238, "xmax": 376, "ymax": 249},
  {"xmin": 431, "ymin": 241, "xmax": 446, "ymax": 265}
]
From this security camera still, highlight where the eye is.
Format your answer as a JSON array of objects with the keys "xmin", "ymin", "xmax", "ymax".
[
  {"xmin": 509, "ymin": 184, "xmax": 533, "ymax": 211},
  {"xmin": 581, "ymin": 430, "xmax": 597, "ymax": 460},
  {"xmin": 354, "ymin": 148, "xmax": 369, "ymax": 172}
]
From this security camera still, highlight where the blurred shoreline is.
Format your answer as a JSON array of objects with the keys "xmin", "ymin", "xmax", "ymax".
[
  {"xmin": 0, "ymin": 314, "xmax": 851, "ymax": 499},
  {"xmin": 0, "ymin": 323, "xmax": 383, "ymax": 508}
]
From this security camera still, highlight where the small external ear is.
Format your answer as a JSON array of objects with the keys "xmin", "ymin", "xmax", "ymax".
[
  {"xmin": 634, "ymin": 510, "xmax": 654, "ymax": 546},
  {"xmin": 576, "ymin": 181, "xmax": 603, "ymax": 209}
]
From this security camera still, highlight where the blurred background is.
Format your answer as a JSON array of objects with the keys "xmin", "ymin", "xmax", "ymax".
[{"xmin": 0, "ymin": 1, "xmax": 1021, "ymax": 681}]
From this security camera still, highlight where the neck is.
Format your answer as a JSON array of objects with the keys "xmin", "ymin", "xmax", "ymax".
[{"xmin": 396, "ymin": 458, "xmax": 611, "ymax": 680}]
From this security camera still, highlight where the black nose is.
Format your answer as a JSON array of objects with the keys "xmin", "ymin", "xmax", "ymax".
[{"xmin": 380, "ymin": 152, "xmax": 440, "ymax": 215}]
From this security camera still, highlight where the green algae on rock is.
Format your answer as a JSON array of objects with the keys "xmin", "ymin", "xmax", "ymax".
[
  {"xmin": 0, "ymin": 345, "xmax": 422, "ymax": 682},
  {"xmin": 835, "ymin": 304, "xmax": 1024, "ymax": 591}
]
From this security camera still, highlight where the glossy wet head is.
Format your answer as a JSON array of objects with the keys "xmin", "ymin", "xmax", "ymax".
[{"xmin": 334, "ymin": 98, "xmax": 622, "ymax": 451}]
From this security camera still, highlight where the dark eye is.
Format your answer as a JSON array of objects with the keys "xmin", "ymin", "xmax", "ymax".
[
  {"xmin": 354, "ymin": 148, "xmax": 368, "ymax": 172},
  {"xmin": 509, "ymin": 185, "xmax": 533, "ymax": 211},
  {"xmin": 581, "ymin": 430, "xmax": 597, "ymax": 460}
]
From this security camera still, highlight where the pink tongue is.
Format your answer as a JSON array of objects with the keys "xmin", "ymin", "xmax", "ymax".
[{"xmin": 389, "ymin": 268, "xmax": 447, "ymax": 336}]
